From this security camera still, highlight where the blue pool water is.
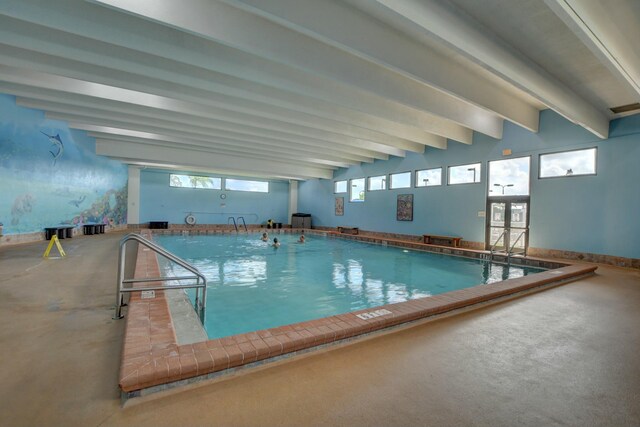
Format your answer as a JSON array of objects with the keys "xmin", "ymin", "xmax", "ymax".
[{"xmin": 155, "ymin": 233, "xmax": 543, "ymax": 339}]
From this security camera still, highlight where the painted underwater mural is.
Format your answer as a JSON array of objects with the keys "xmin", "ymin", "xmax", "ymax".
[{"xmin": 0, "ymin": 94, "xmax": 127, "ymax": 235}]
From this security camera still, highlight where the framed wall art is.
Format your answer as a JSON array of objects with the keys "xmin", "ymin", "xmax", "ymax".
[
  {"xmin": 396, "ymin": 194, "xmax": 413, "ymax": 221},
  {"xmin": 335, "ymin": 197, "xmax": 344, "ymax": 216}
]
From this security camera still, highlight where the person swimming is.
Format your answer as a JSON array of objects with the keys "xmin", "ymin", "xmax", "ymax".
[
  {"xmin": 272, "ymin": 237, "xmax": 280, "ymax": 248},
  {"xmin": 261, "ymin": 232, "xmax": 269, "ymax": 242},
  {"xmin": 298, "ymin": 235, "xmax": 305, "ymax": 243}
]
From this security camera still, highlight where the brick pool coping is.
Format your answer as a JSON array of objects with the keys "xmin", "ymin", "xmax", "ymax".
[{"xmin": 119, "ymin": 229, "xmax": 597, "ymax": 395}]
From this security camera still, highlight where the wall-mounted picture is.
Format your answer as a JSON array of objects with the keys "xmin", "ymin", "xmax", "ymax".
[
  {"xmin": 335, "ymin": 197, "xmax": 344, "ymax": 216},
  {"xmin": 397, "ymin": 194, "xmax": 413, "ymax": 221}
]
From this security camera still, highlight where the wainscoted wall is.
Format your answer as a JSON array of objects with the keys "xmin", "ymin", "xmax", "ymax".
[
  {"xmin": 0, "ymin": 94, "xmax": 128, "ymax": 244},
  {"xmin": 299, "ymin": 110, "xmax": 640, "ymax": 261},
  {"xmin": 138, "ymin": 169, "xmax": 289, "ymax": 226}
]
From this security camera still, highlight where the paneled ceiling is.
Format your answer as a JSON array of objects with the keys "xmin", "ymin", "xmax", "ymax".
[{"xmin": 1, "ymin": 0, "xmax": 638, "ymax": 180}]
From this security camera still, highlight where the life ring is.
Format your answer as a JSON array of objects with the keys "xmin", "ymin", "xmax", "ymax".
[{"xmin": 185, "ymin": 214, "xmax": 196, "ymax": 225}]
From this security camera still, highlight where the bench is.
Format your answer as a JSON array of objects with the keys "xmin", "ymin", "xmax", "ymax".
[
  {"xmin": 423, "ymin": 234, "xmax": 462, "ymax": 247},
  {"xmin": 44, "ymin": 225, "xmax": 75, "ymax": 240},
  {"xmin": 337, "ymin": 226, "xmax": 359, "ymax": 235},
  {"xmin": 82, "ymin": 223, "xmax": 106, "ymax": 235}
]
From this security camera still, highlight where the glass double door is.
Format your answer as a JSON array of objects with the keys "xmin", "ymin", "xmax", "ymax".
[{"xmin": 486, "ymin": 198, "xmax": 529, "ymax": 252}]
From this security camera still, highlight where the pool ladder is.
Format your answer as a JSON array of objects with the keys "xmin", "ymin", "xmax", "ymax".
[
  {"xmin": 114, "ymin": 233, "xmax": 207, "ymax": 322},
  {"xmin": 227, "ymin": 216, "xmax": 248, "ymax": 232},
  {"xmin": 489, "ymin": 229, "xmax": 527, "ymax": 266}
]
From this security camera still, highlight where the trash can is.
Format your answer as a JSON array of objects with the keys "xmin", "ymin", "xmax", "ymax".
[
  {"xmin": 149, "ymin": 221, "xmax": 169, "ymax": 229},
  {"xmin": 291, "ymin": 213, "xmax": 311, "ymax": 228}
]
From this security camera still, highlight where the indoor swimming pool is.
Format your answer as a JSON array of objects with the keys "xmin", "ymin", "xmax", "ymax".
[{"xmin": 155, "ymin": 233, "xmax": 544, "ymax": 339}]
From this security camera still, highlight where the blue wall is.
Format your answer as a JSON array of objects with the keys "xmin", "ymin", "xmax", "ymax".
[
  {"xmin": 0, "ymin": 94, "xmax": 128, "ymax": 235},
  {"xmin": 139, "ymin": 169, "xmax": 289, "ymax": 225},
  {"xmin": 299, "ymin": 110, "xmax": 640, "ymax": 259}
]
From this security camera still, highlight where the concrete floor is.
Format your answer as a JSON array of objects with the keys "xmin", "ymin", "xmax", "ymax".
[{"xmin": 1, "ymin": 232, "xmax": 639, "ymax": 427}]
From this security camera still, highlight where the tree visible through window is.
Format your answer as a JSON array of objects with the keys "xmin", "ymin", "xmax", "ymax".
[{"xmin": 169, "ymin": 174, "xmax": 221, "ymax": 189}]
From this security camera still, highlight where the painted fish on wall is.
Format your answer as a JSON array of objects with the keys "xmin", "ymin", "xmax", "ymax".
[
  {"xmin": 68, "ymin": 195, "xmax": 86, "ymax": 208},
  {"xmin": 0, "ymin": 95, "xmax": 128, "ymax": 235},
  {"xmin": 11, "ymin": 194, "xmax": 34, "ymax": 225},
  {"xmin": 40, "ymin": 131, "xmax": 64, "ymax": 166}
]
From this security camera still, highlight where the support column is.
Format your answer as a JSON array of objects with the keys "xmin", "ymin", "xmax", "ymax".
[
  {"xmin": 288, "ymin": 180, "xmax": 298, "ymax": 224},
  {"xmin": 127, "ymin": 166, "xmax": 141, "ymax": 225}
]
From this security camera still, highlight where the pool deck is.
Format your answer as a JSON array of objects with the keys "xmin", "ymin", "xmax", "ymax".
[
  {"xmin": 1, "ymin": 231, "xmax": 639, "ymax": 426},
  {"xmin": 120, "ymin": 229, "xmax": 596, "ymax": 396}
]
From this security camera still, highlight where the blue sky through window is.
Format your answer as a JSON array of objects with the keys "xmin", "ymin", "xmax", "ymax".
[{"xmin": 225, "ymin": 178, "xmax": 268, "ymax": 192}]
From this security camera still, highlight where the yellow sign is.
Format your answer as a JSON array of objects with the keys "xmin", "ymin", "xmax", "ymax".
[{"xmin": 43, "ymin": 235, "xmax": 66, "ymax": 258}]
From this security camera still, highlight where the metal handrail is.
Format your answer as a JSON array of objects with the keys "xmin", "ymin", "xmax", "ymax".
[
  {"xmin": 489, "ymin": 228, "xmax": 509, "ymax": 261},
  {"xmin": 237, "ymin": 216, "xmax": 248, "ymax": 232},
  {"xmin": 114, "ymin": 233, "xmax": 207, "ymax": 321},
  {"xmin": 507, "ymin": 230, "xmax": 528, "ymax": 264},
  {"xmin": 122, "ymin": 276, "xmax": 199, "ymax": 284},
  {"xmin": 509, "ymin": 230, "xmax": 526, "ymax": 252},
  {"xmin": 489, "ymin": 228, "xmax": 528, "ymax": 265},
  {"xmin": 228, "ymin": 217, "xmax": 238, "ymax": 232}
]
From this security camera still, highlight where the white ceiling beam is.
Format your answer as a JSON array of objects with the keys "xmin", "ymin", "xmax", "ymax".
[
  {"xmin": 88, "ymin": 132, "xmax": 349, "ymax": 169},
  {"xmin": 0, "ymin": 65, "xmax": 380, "ymax": 162},
  {"xmin": 0, "ymin": 77, "xmax": 420, "ymax": 157},
  {"xmin": 0, "ymin": 30, "xmax": 431, "ymax": 153},
  {"xmin": 88, "ymin": 0, "xmax": 500, "ymax": 138},
  {"xmin": 0, "ymin": 8, "xmax": 459, "ymax": 146},
  {"xmin": 224, "ymin": 0, "xmax": 539, "ymax": 133},
  {"xmin": 365, "ymin": 0, "xmax": 610, "ymax": 138},
  {"xmin": 92, "ymin": 134, "xmax": 347, "ymax": 169},
  {"xmin": 0, "ymin": 47, "xmax": 404, "ymax": 158},
  {"xmin": 16, "ymin": 97, "xmax": 386, "ymax": 161},
  {"xmin": 545, "ymin": 0, "xmax": 640, "ymax": 98},
  {"xmin": 112, "ymin": 160, "xmax": 298, "ymax": 181},
  {"xmin": 44, "ymin": 111, "xmax": 375, "ymax": 165},
  {"xmin": 95, "ymin": 139, "xmax": 334, "ymax": 180},
  {"xmin": 95, "ymin": 137, "xmax": 345, "ymax": 169}
]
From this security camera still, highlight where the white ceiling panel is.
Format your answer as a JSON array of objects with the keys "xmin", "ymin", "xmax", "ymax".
[{"xmin": 0, "ymin": 0, "xmax": 636, "ymax": 179}]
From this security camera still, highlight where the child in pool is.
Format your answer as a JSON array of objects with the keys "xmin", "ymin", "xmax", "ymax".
[
  {"xmin": 298, "ymin": 235, "xmax": 305, "ymax": 243},
  {"xmin": 272, "ymin": 237, "xmax": 280, "ymax": 248},
  {"xmin": 261, "ymin": 232, "xmax": 269, "ymax": 242}
]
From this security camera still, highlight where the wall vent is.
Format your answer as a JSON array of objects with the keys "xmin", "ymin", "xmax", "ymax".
[{"xmin": 610, "ymin": 103, "xmax": 640, "ymax": 114}]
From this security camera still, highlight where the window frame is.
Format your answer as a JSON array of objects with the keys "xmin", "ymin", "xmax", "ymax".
[
  {"xmin": 367, "ymin": 174, "xmax": 387, "ymax": 191},
  {"xmin": 487, "ymin": 155, "xmax": 531, "ymax": 197},
  {"xmin": 169, "ymin": 174, "xmax": 222, "ymax": 190},
  {"xmin": 447, "ymin": 162, "xmax": 482, "ymax": 185},
  {"xmin": 389, "ymin": 171, "xmax": 412, "ymax": 190},
  {"xmin": 224, "ymin": 178, "xmax": 269, "ymax": 193},
  {"xmin": 349, "ymin": 177, "xmax": 366, "ymax": 202},
  {"xmin": 538, "ymin": 147, "xmax": 598, "ymax": 179},
  {"xmin": 415, "ymin": 167, "xmax": 443, "ymax": 187},
  {"xmin": 334, "ymin": 180, "xmax": 347, "ymax": 194}
]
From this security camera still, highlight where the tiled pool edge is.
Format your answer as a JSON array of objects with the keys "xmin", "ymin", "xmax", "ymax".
[
  {"xmin": 119, "ymin": 230, "xmax": 597, "ymax": 399},
  {"xmin": 126, "ymin": 269, "xmax": 596, "ymax": 403}
]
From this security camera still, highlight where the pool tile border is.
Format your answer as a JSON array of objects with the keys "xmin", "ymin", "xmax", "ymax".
[{"xmin": 119, "ymin": 229, "xmax": 597, "ymax": 395}]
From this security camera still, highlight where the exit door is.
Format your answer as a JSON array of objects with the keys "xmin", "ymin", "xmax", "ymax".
[{"xmin": 486, "ymin": 199, "xmax": 529, "ymax": 252}]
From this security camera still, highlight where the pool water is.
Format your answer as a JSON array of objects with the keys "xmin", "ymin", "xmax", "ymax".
[{"xmin": 155, "ymin": 233, "xmax": 543, "ymax": 339}]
